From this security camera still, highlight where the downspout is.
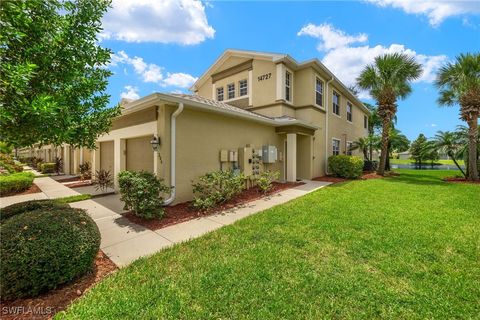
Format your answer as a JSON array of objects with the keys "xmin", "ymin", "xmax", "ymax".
[
  {"xmin": 324, "ymin": 77, "xmax": 334, "ymax": 175},
  {"xmin": 164, "ymin": 102, "xmax": 184, "ymax": 206}
]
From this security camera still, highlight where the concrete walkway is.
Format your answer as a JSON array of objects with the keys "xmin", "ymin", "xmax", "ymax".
[{"xmin": 71, "ymin": 180, "xmax": 331, "ymax": 267}]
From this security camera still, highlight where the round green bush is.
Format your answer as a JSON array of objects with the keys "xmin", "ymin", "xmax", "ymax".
[
  {"xmin": 328, "ymin": 155, "xmax": 364, "ymax": 179},
  {"xmin": 0, "ymin": 206, "xmax": 100, "ymax": 300},
  {"xmin": 0, "ymin": 199, "xmax": 69, "ymax": 223}
]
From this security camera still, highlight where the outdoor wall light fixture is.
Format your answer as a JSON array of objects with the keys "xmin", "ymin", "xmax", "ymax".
[{"xmin": 150, "ymin": 135, "xmax": 160, "ymax": 152}]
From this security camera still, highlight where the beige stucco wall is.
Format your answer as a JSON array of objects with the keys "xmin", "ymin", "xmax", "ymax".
[
  {"xmin": 251, "ymin": 59, "xmax": 277, "ymax": 107},
  {"xmin": 126, "ymin": 136, "xmax": 154, "ymax": 172},
  {"xmin": 100, "ymin": 141, "xmax": 114, "ymax": 172}
]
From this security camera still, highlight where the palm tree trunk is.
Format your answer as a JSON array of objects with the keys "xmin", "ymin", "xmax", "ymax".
[
  {"xmin": 467, "ymin": 116, "xmax": 479, "ymax": 180},
  {"xmin": 377, "ymin": 118, "xmax": 391, "ymax": 176},
  {"xmin": 449, "ymin": 152, "xmax": 466, "ymax": 178}
]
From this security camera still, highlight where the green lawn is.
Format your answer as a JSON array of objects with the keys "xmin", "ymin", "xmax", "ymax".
[
  {"xmin": 390, "ymin": 158, "xmax": 465, "ymax": 166},
  {"xmin": 60, "ymin": 170, "xmax": 479, "ymax": 319}
]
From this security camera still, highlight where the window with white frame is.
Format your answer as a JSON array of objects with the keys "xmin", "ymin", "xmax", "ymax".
[
  {"xmin": 364, "ymin": 115, "xmax": 368, "ymax": 129},
  {"xmin": 315, "ymin": 77, "xmax": 323, "ymax": 107},
  {"xmin": 347, "ymin": 102, "xmax": 353, "ymax": 122},
  {"xmin": 227, "ymin": 83, "xmax": 235, "ymax": 99},
  {"xmin": 346, "ymin": 141, "xmax": 353, "ymax": 155},
  {"xmin": 332, "ymin": 139, "xmax": 340, "ymax": 156},
  {"xmin": 333, "ymin": 92, "xmax": 340, "ymax": 115},
  {"xmin": 285, "ymin": 71, "xmax": 292, "ymax": 102},
  {"xmin": 216, "ymin": 87, "xmax": 224, "ymax": 101},
  {"xmin": 239, "ymin": 79, "xmax": 248, "ymax": 96}
]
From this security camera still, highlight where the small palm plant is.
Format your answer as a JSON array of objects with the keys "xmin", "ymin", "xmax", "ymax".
[
  {"xmin": 435, "ymin": 53, "xmax": 480, "ymax": 180},
  {"xmin": 93, "ymin": 169, "xmax": 113, "ymax": 192},
  {"xmin": 357, "ymin": 53, "xmax": 422, "ymax": 175},
  {"xmin": 433, "ymin": 131, "xmax": 466, "ymax": 177}
]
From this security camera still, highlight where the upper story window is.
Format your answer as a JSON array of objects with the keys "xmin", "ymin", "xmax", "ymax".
[
  {"xmin": 285, "ymin": 71, "xmax": 292, "ymax": 102},
  {"xmin": 346, "ymin": 102, "xmax": 353, "ymax": 122},
  {"xmin": 216, "ymin": 87, "xmax": 224, "ymax": 101},
  {"xmin": 346, "ymin": 141, "xmax": 353, "ymax": 156},
  {"xmin": 239, "ymin": 79, "xmax": 248, "ymax": 96},
  {"xmin": 332, "ymin": 139, "xmax": 340, "ymax": 156},
  {"xmin": 227, "ymin": 83, "xmax": 235, "ymax": 99},
  {"xmin": 364, "ymin": 115, "xmax": 368, "ymax": 129},
  {"xmin": 332, "ymin": 91, "xmax": 340, "ymax": 116},
  {"xmin": 315, "ymin": 77, "xmax": 323, "ymax": 107}
]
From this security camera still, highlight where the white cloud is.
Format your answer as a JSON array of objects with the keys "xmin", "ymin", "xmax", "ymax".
[
  {"xmin": 298, "ymin": 23, "xmax": 448, "ymax": 95},
  {"xmin": 366, "ymin": 0, "xmax": 480, "ymax": 26},
  {"xmin": 161, "ymin": 72, "xmax": 198, "ymax": 88},
  {"xmin": 101, "ymin": 0, "xmax": 215, "ymax": 45},
  {"xmin": 120, "ymin": 85, "xmax": 140, "ymax": 100},
  {"xmin": 297, "ymin": 23, "xmax": 368, "ymax": 51}
]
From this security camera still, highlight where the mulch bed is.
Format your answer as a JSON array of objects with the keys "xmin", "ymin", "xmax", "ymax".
[
  {"xmin": 313, "ymin": 171, "xmax": 398, "ymax": 183},
  {"xmin": 64, "ymin": 181, "xmax": 92, "ymax": 188},
  {"xmin": 0, "ymin": 251, "xmax": 117, "ymax": 320},
  {"xmin": 443, "ymin": 177, "xmax": 480, "ymax": 184},
  {"xmin": 0, "ymin": 183, "xmax": 42, "ymax": 198},
  {"xmin": 124, "ymin": 181, "xmax": 304, "ymax": 231},
  {"xmin": 55, "ymin": 176, "xmax": 81, "ymax": 183}
]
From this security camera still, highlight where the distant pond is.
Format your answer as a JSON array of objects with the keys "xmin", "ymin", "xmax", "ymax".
[{"xmin": 391, "ymin": 164, "xmax": 465, "ymax": 171}]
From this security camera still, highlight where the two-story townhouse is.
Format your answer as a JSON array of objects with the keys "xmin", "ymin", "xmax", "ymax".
[{"xmin": 20, "ymin": 49, "xmax": 369, "ymax": 204}]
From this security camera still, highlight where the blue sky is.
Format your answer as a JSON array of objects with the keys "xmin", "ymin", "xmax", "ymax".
[{"xmin": 102, "ymin": 0, "xmax": 480, "ymax": 141}]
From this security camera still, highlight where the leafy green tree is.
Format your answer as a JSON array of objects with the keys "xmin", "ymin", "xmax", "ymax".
[
  {"xmin": 435, "ymin": 53, "xmax": 480, "ymax": 181},
  {"xmin": 0, "ymin": 0, "xmax": 119, "ymax": 149},
  {"xmin": 433, "ymin": 131, "xmax": 466, "ymax": 177},
  {"xmin": 357, "ymin": 53, "xmax": 422, "ymax": 175},
  {"xmin": 410, "ymin": 134, "xmax": 428, "ymax": 165}
]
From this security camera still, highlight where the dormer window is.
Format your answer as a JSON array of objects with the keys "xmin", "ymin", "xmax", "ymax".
[
  {"xmin": 216, "ymin": 87, "xmax": 224, "ymax": 101},
  {"xmin": 285, "ymin": 71, "xmax": 292, "ymax": 102},
  {"xmin": 227, "ymin": 83, "xmax": 235, "ymax": 99},
  {"xmin": 239, "ymin": 79, "xmax": 248, "ymax": 96}
]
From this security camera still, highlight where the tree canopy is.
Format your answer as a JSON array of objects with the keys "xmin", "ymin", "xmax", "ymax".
[{"xmin": 0, "ymin": 0, "xmax": 120, "ymax": 149}]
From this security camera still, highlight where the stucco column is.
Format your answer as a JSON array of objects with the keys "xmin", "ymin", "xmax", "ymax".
[
  {"xmin": 73, "ymin": 148, "xmax": 79, "ymax": 174},
  {"xmin": 286, "ymin": 133, "xmax": 297, "ymax": 182},
  {"xmin": 63, "ymin": 146, "xmax": 71, "ymax": 175},
  {"xmin": 79, "ymin": 147, "xmax": 84, "ymax": 165},
  {"xmin": 113, "ymin": 138, "xmax": 126, "ymax": 190}
]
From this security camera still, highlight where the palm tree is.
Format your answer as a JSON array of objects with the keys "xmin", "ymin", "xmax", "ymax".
[
  {"xmin": 387, "ymin": 128, "xmax": 410, "ymax": 170},
  {"xmin": 435, "ymin": 53, "xmax": 480, "ymax": 181},
  {"xmin": 357, "ymin": 53, "xmax": 422, "ymax": 175},
  {"xmin": 433, "ymin": 130, "xmax": 466, "ymax": 177},
  {"xmin": 350, "ymin": 137, "xmax": 370, "ymax": 160}
]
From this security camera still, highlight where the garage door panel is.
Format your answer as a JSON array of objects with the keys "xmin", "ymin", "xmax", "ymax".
[{"xmin": 126, "ymin": 136, "xmax": 154, "ymax": 172}]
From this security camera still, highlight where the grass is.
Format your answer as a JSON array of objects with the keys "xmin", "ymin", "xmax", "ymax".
[
  {"xmin": 55, "ymin": 194, "xmax": 91, "ymax": 204},
  {"xmin": 390, "ymin": 158, "xmax": 465, "ymax": 166},
  {"xmin": 60, "ymin": 170, "xmax": 479, "ymax": 319}
]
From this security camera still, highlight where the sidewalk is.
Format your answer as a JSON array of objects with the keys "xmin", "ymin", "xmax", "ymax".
[{"xmin": 71, "ymin": 180, "xmax": 331, "ymax": 267}]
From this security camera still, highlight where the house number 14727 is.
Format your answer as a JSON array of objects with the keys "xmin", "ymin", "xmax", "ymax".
[{"xmin": 257, "ymin": 73, "xmax": 271, "ymax": 81}]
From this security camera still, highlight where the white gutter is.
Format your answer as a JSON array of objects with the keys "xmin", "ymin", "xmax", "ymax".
[
  {"xmin": 164, "ymin": 102, "xmax": 184, "ymax": 206},
  {"xmin": 325, "ymin": 77, "xmax": 334, "ymax": 175}
]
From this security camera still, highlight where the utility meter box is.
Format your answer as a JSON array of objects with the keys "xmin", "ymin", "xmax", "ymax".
[
  {"xmin": 262, "ymin": 145, "xmax": 278, "ymax": 163},
  {"xmin": 219, "ymin": 149, "xmax": 228, "ymax": 162},
  {"xmin": 229, "ymin": 150, "xmax": 238, "ymax": 162},
  {"xmin": 238, "ymin": 146, "xmax": 253, "ymax": 176}
]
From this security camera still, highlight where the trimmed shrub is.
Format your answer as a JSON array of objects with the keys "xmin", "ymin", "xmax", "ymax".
[
  {"xmin": 328, "ymin": 155, "xmax": 364, "ymax": 179},
  {"xmin": 0, "ymin": 153, "xmax": 23, "ymax": 174},
  {"xmin": 0, "ymin": 172, "xmax": 35, "ymax": 196},
  {"xmin": 0, "ymin": 205, "xmax": 100, "ymax": 300},
  {"xmin": 363, "ymin": 160, "xmax": 378, "ymax": 172},
  {"xmin": 257, "ymin": 170, "xmax": 280, "ymax": 193},
  {"xmin": 118, "ymin": 170, "xmax": 171, "ymax": 219},
  {"xmin": 0, "ymin": 199, "xmax": 69, "ymax": 223},
  {"xmin": 192, "ymin": 170, "xmax": 245, "ymax": 210},
  {"xmin": 40, "ymin": 162, "xmax": 55, "ymax": 173}
]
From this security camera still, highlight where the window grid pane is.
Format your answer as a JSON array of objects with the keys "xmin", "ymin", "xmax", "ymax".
[
  {"xmin": 332, "ymin": 139, "xmax": 340, "ymax": 156},
  {"xmin": 333, "ymin": 92, "xmax": 340, "ymax": 115},
  {"xmin": 216, "ymin": 87, "xmax": 224, "ymax": 101},
  {"xmin": 227, "ymin": 84, "xmax": 235, "ymax": 99},
  {"xmin": 285, "ymin": 71, "xmax": 291, "ymax": 101},
  {"xmin": 347, "ymin": 103, "xmax": 352, "ymax": 122},
  {"xmin": 239, "ymin": 80, "xmax": 248, "ymax": 96},
  {"xmin": 315, "ymin": 78, "xmax": 323, "ymax": 106}
]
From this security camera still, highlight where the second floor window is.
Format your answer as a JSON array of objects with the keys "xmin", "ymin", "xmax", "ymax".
[
  {"xmin": 347, "ymin": 102, "xmax": 353, "ymax": 122},
  {"xmin": 332, "ymin": 139, "xmax": 340, "ymax": 156},
  {"xmin": 285, "ymin": 71, "xmax": 292, "ymax": 102},
  {"xmin": 239, "ymin": 79, "xmax": 248, "ymax": 96},
  {"xmin": 364, "ymin": 115, "xmax": 368, "ymax": 129},
  {"xmin": 216, "ymin": 87, "xmax": 224, "ymax": 101},
  {"xmin": 315, "ymin": 77, "xmax": 323, "ymax": 107},
  {"xmin": 227, "ymin": 83, "xmax": 235, "ymax": 99},
  {"xmin": 333, "ymin": 92, "xmax": 340, "ymax": 116}
]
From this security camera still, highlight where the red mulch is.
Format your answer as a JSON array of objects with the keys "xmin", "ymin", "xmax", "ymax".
[
  {"xmin": 0, "ymin": 183, "xmax": 42, "ymax": 198},
  {"xmin": 313, "ymin": 171, "xmax": 398, "ymax": 183},
  {"xmin": 64, "ymin": 181, "xmax": 92, "ymax": 188},
  {"xmin": 124, "ymin": 181, "xmax": 304, "ymax": 231},
  {"xmin": 0, "ymin": 251, "xmax": 117, "ymax": 320},
  {"xmin": 443, "ymin": 177, "xmax": 480, "ymax": 184}
]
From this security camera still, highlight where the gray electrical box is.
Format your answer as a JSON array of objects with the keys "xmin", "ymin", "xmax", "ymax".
[{"xmin": 262, "ymin": 145, "xmax": 278, "ymax": 163}]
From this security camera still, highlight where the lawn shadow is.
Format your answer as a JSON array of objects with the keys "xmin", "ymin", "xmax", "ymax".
[{"xmin": 382, "ymin": 172, "xmax": 452, "ymax": 187}]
